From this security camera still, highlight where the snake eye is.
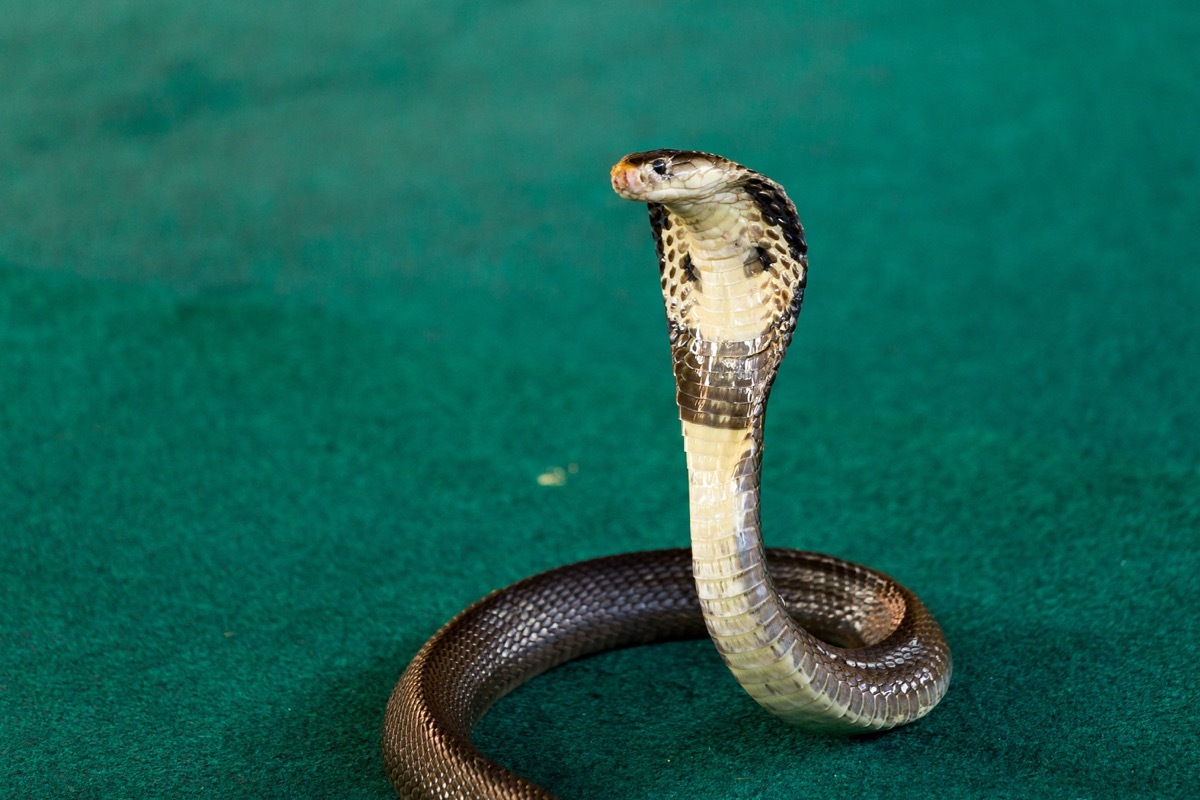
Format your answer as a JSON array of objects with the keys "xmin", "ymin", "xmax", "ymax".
[{"xmin": 651, "ymin": 159, "xmax": 668, "ymax": 176}]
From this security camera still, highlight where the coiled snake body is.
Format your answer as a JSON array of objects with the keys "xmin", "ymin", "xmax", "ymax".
[{"xmin": 382, "ymin": 150, "xmax": 952, "ymax": 798}]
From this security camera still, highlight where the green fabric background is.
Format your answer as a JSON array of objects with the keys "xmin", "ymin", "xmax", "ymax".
[{"xmin": 3, "ymin": 2, "xmax": 1198, "ymax": 797}]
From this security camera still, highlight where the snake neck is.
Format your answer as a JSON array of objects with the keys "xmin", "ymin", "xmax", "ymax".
[
  {"xmin": 654, "ymin": 187, "xmax": 803, "ymax": 426},
  {"xmin": 656, "ymin": 193, "xmax": 882, "ymax": 730}
]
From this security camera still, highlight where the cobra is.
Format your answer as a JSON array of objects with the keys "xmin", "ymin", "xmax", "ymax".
[{"xmin": 382, "ymin": 149, "xmax": 952, "ymax": 798}]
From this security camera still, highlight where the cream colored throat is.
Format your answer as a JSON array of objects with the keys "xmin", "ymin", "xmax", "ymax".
[{"xmin": 665, "ymin": 199, "xmax": 782, "ymax": 344}]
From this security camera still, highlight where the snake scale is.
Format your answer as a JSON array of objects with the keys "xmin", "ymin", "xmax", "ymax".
[{"xmin": 382, "ymin": 149, "xmax": 952, "ymax": 798}]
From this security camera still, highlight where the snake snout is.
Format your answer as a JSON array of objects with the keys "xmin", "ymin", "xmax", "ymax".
[{"xmin": 610, "ymin": 162, "xmax": 644, "ymax": 199}]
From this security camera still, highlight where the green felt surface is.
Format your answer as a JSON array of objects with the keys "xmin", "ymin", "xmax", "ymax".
[{"xmin": 2, "ymin": 2, "xmax": 1198, "ymax": 798}]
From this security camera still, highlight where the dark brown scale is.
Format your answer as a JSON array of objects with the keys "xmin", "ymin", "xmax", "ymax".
[
  {"xmin": 746, "ymin": 244, "xmax": 773, "ymax": 277},
  {"xmin": 620, "ymin": 148, "xmax": 684, "ymax": 168},
  {"xmin": 669, "ymin": 330, "xmax": 781, "ymax": 429},
  {"xmin": 681, "ymin": 253, "xmax": 699, "ymax": 285},
  {"xmin": 648, "ymin": 203, "xmax": 670, "ymax": 275},
  {"xmin": 743, "ymin": 176, "xmax": 808, "ymax": 265}
]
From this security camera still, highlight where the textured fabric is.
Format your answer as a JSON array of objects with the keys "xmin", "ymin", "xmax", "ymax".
[{"xmin": 2, "ymin": 2, "xmax": 1197, "ymax": 798}]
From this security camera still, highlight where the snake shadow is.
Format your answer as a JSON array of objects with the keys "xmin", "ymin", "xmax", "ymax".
[
  {"xmin": 469, "ymin": 638, "xmax": 933, "ymax": 800},
  {"xmin": 238, "ymin": 637, "xmax": 428, "ymax": 800}
]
